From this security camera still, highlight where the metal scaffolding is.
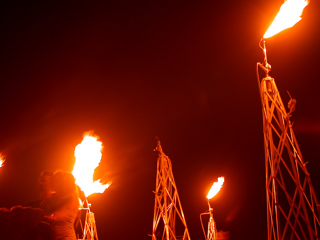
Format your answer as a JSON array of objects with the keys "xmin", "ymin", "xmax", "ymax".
[
  {"xmin": 200, "ymin": 201, "xmax": 217, "ymax": 240},
  {"xmin": 77, "ymin": 201, "xmax": 99, "ymax": 240},
  {"xmin": 151, "ymin": 140, "xmax": 191, "ymax": 240},
  {"xmin": 257, "ymin": 40, "xmax": 320, "ymax": 240}
]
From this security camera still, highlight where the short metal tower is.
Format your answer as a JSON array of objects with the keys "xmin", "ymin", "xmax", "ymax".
[
  {"xmin": 79, "ymin": 201, "xmax": 98, "ymax": 240},
  {"xmin": 257, "ymin": 40, "xmax": 320, "ymax": 240},
  {"xmin": 200, "ymin": 201, "xmax": 217, "ymax": 240},
  {"xmin": 151, "ymin": 140, "xmax": 191, "ymax": 240}
]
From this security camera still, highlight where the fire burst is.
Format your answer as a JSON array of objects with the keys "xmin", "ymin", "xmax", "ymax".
[
  {"xmin": 206, "ymin": 177, "xmax": 224, "ymax": 200},
  {"xmin": 264, "ymin": 0, "xmax": 309, "ymax": 38},
  {"xmin": 72, "ymin": 133, "xmax": 111, "ymax": 198}
]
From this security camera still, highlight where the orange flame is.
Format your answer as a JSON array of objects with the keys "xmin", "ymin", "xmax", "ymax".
[
  {"xmin": 206, "ymin": 177, "xmax": 224, "ymax": 199},
  {"xmin": 0, "ymin": 154, "xmax": 5, "ymax": 168},
  {"xmin": 264, "ymin": 0, "xmax": 309, "ymax": 38},
  {"xmin": 72, "ymin": 133, "xmax": 111, "ymax": 197}
]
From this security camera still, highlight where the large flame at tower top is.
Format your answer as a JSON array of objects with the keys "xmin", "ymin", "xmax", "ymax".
[
  {"xmin": 72, "ymin": 133, "xmax": 111, "ymax": 197},
  {"xmin": 206, "ymin": 177, "xmax": 224, "ymax": 200},
  {"xmin": 263, "ymin": 0, "xmax": 309, "ymax": 39}
]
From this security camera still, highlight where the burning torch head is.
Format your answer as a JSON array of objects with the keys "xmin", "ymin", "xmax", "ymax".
[
  {"xmin": 206, "ymin": 177, "xmax": 225, "ymax": 200},
  {"xmin": 263, "ymin": 0, "xmax": 309, "ymax": 39},
  {"xmin": 0, "ymin": 153, "xmax": 5, "ymax": 168}
]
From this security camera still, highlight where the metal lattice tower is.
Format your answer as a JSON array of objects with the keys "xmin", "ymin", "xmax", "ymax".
[
  {"xmin": 206, "ymin": 215, "xmax": 217, "ymax": 240},
  {"xmin": 257, "ymin": 40, "xmax": 320, "ymax": 240},
  {"xmin": 200, "ymin": 203, "xmax": 217, "ymax": 240},
  {"xmin": 79, "ymin": 202, "xmax": 98, "ymax": 240},
  {"xmin": 151, "ymin": 140, "xmax": 191, "ymax": 240}
]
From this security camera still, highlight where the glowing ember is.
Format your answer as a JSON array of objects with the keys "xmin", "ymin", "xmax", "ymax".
[
  {"xmin": 206, "ymin": 177, "xmax": 224, "ymax": 199},
  {"xmin": 72, "ymin": 133, "xmax": 111, "ymax": 197},
  {"xmin": 264, "ymin": 0, "xmax": 309, "ymax": 38}
]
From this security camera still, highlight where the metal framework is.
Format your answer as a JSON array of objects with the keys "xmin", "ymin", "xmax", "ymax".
[
  {"xmin": 78, "ymin": 201, "xmax": 98, "ymax": 240},
  {"xmin": 151, "ymin": 140, "xmax": 191, "ymax": 240},
  {"xmin": 257, "ymin": 40, "xmax": 320, "ymax": 240},
  {"xmin": 200, "ymin": 201, "xmax": 217, "ymax": 240}
]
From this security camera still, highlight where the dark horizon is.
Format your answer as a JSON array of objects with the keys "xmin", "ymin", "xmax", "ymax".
[{"xmin": 1, "ymin": 1, "xmax": 320, "ymax": 239}]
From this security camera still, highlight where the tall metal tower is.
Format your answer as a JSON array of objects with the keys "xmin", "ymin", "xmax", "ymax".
[
  {"xmin": 257, "ymin": 40, "xmax": 320, "ymax": 240},
  {"xmin": 151, "ymin": 140, "xmax": 191, "ymax": 240}
]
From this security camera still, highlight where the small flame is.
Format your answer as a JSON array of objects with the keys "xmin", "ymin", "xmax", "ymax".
[
  {"xmin": 0, "ymin": 154, "xmax": 5, "ymax": 168},
  {"xmin": 264, "ymin": 0, "xmax": 309, "ymax": 38},
  {"xmin": 72, "ymin": 132, "xmax": 111, "ymax": 197},
  {"xmin": 206, "ymin": 177, "xmax": 224, "ymax": 199}
]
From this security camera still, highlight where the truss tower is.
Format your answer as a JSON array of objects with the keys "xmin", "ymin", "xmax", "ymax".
[
  {"xmin": 77, "ymin": 201, "xmax": 98, "ymax": 240},
  {"xmin": 257, "ymin": 41, "xmax": 320, "ymax": 240},
  {"xmin": 151, "ymin": 140, "xmax": 191, "ymax": 240}
]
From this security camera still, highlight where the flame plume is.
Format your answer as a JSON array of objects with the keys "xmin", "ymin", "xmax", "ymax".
[
  {"xmin": 206, "ymin": 177, "xmax": 224, "ymax": 200},
  {"xmin": 264, "ymin": 0, "xmax": 309, "ymax": 39},
  {"xmin": 72, "ymin": 133, "xmax": 111, "ymax": 197}
]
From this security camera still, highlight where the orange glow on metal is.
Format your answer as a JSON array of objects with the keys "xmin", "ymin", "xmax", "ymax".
[
  {"xmin": 72, "ymin": 133, "xmax": 111, "ymax": 197},
  {"xmin": 206, "ymin": 177, "xmax": 224, "ymax": 199},
  {"xmin": 263, "ymin": 0, "xmax": 309, "ymax": 38}
]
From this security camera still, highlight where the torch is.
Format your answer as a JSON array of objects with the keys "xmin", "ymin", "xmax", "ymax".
[
  {"xmin": 259, "ymin": 0, "xmax": 309, "ymax": 75},
  {"xmin": 200, "ymin": 177, "xmax": 224, "ymax": 240},
  {"xmin": 72, "ymin": 132, "xmax": 112, "ymax": 240},
  {"xmin": 256, "ymin": 1, "xmax": 320, "ymax": 240}
]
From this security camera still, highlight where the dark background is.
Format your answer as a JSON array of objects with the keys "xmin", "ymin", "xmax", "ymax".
[{"xmin": 1, "ymin": 1, "xmax": 320, "ymax": 239}]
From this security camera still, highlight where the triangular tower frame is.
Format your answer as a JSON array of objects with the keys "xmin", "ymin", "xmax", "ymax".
[
  {"xmin": 200, "ymin": 202, "xmax": 217, "ymax": 240},
  {"xmin": 151, "ymin": 140, "xmax": 191, "ymax": 240},
  {"xmin": 257, "ymin": 40, "xmax": 320, "ymax": 240},
  {"xmin": 78, "ymin": 201, "xmax": 98, "ymax": 240}
]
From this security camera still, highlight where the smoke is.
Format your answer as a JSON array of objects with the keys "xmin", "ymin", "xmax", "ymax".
[{"xmin": 217, "ymin": 230, "xmax": 230, "ymax": 240}]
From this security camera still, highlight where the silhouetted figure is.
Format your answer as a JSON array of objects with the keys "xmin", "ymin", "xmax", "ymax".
[
  {"xmin": 0, "ymin": 170, "xmax": 55, "ymax": 240},
  {"xmin": 23, "ymin": 170, "xmax": 55, "ymax": 239},
  {"xmin": 41, "ymin": 170, "xmax": 79, "ymax": 240},
  {"xmin": 25, "ymin": 170, "xmax": 54, "ymax": 208},
  {"xmin": 0, "ymin": 206, "xmax": 44, "ymax": 240}
]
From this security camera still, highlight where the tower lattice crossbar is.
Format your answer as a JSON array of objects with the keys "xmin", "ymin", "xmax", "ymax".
[
  {"xmin": 151, "ymin": 140, "xmax": 191, "ymax": 240},
  {"xmin": 257, "ymin": 55, "xmax": 320, "ymax": 240}
]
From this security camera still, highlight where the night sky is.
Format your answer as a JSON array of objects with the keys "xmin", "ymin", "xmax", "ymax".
[{"xmin": 1, "ymin": 1, "xmax": 320, "ymax": 239}]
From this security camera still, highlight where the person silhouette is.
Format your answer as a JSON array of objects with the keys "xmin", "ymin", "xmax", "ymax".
[{"xmin": 40, "ymin": 170, "xmax": 79, "ymax": 240}]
